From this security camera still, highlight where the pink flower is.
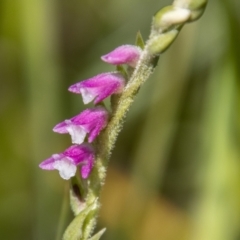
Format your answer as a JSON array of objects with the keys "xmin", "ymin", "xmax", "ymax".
[
  {"xmin": 53, "ymin": 106, "xmax": 109, "ymax": 144},
  {"xmin": 101, "ymin": 45, "xmax": 142, "ymax": 67},
  {"xmin": 39, "ymin": 144, "xmax": 95, "ymax": 180},
  {"xmin": 68, "ymin": 72, "xmax": 125, "ymax": 104}
]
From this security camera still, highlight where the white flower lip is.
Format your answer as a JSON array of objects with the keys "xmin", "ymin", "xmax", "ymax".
[
  {"xmin": 80, "ymin": 88, "xmax": 96, "ymax": 104},
  {"xmin": 66, "ymin": 125, "xmax": 87, "ymax": 144},
  {"xmin": 53, "ymin": 157, "xmax": 77, "ymax": 180}
]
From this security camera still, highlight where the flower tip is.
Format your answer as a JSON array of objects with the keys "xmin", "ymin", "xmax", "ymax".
[
  {"xmin": 53, "ymin": 122, "xmax": 68, "ymax": 134},
  {"xmin": 39, "ymin": 158, "xmax": 55, "ymax": 170},
  {"xmin": 68, "ymin": 84, "xmax": 80, "ymax": 93},
  {"xmin": 52, "ymin": 126, "xmax": 60, "ymax": 133},
  {"xmin": 39, "ymin": 162, "xmax": 44, "ymax": 169},
  {"xmin": 100, "ymin": 55, "xmax": 110, "ymax": 62}
]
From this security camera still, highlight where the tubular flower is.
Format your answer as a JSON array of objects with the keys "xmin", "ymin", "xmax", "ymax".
[
  {"xmin": 101, "ymin": 45, "xmax": 142, "ymax": 67},
  {"xmin": 39, "ymin": 144, "xmax": 95, "ymax": 180},
  {"xmin": 68, "ymin": 72, "xmax": 125, "ymax": 104},
  {"xmin": 53, "ymin": 106, "xmax": 109, "ymax": 144}
]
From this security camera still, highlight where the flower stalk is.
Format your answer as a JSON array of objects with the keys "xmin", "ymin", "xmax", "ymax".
[{"xmin": 39, "ymin": 0, "xmax": 208, "ymax": 239}]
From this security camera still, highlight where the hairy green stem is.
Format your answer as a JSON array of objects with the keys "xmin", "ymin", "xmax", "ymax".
[{"xmin": 87, "ymin": 49, "xmax": 156, "ymax": 199}]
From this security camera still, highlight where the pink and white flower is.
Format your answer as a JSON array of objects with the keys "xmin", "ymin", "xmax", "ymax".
[
  {"xmin": 68, "ymin": 72, "xmax": 125, "ymax": 104},
  {"xmin": 53, "ymin": 106, "xmax": 109, "ymax": 144},
  {"xmin": 101, "ymin": 45, "xmax": 142, "ymax": 67},
  {"xmin": 39, "ymin": 144, "xmax": 95, "ymax": 180}
]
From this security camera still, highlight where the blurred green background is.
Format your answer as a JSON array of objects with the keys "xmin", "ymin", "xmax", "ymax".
[{"xmin": 0, "ymin": 0, "xmax": 239, "ymax": 239}]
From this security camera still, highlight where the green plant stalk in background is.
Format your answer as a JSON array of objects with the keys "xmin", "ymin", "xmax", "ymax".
[
  {"xmin": 19, "ymin": 0, "xmax": 63, "ymax": 239},
  {"xmin": 63, "ymin": 0, "xmax": 208, "ymax": 239}
]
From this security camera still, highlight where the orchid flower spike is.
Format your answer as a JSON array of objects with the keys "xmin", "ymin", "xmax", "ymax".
[
  {"xmin": 101, "ymin": 45, "xmax": 142, "ymax": 68},
  {"xmin": 53, "ymin": 106, "xmax": 109, "ymax": 144},
  {"xmin": 68, "ymin": 72, "xmax": 125, "ymax": 104},
  {"xmin": 39, "ymin": 144, "xmax": 95, "ymax": 180}
]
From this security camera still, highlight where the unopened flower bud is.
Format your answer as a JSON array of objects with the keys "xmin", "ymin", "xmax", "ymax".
[
  {"xmin": 153, "ymin": 6, "xmax": 190, "ymax": 32},
  {"xmin": 173, "ymin": 0, "xmax": 208, "ymax": 22},
  {"xmin": 101, "ymin": 45, "xmax": 142, "ymax": 68}
]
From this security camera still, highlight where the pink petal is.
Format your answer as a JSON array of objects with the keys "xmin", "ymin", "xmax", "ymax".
[
  {"xmin": 93, "ymin": 81, "xmax": 122, "ymax": 104},
  {"xmin": 39, "ymin": 154, "xmax": 62, "ymax": 170},
  {"xmin": 53, "ymin": 121, "xmax": 69, "ymax": 133},
  {"xmin": 80, "ymin": 154, "xmax": 94, "ymax": 179},
  {"xmin": 63, "ymin": 144, "xmax": 94, "ymax": 166}
]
